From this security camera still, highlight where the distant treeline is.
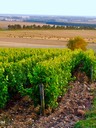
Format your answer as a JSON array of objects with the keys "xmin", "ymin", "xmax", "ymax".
[
  {"xmin": 7, "ymin": 23, "xmax": 96, "ymax": 30},
  {"xmin": 46, "ymin": 21, "xmax": 96, "ymax": 28}
]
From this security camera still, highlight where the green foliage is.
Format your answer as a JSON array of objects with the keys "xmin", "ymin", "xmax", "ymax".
[
  {"xmin": 74, "ymin": 117, "xmax": 96, "ymax": 128},
  {"xmin": 67, "ymin": 36, "xmax": 88, "ymax": 51},
  {"xmin": 8, "ymin": 24, "xmax": 21, "ymax": 30},
  {"xmin": 31, "ymin": 56, "xmax": 72, "ymax": 108},
  {"xmin": 7, "ymin": 24, "xmax": 96, "ymax": 30},
  {"xmin": 0, "ymin": 64, "xmax": 9, "ymax": 108},
  {"xmin": 71, "ymin": 50, "xmax": 92, "ymax": 78},
  {"xmin": 0, "ymin": 48, "xmax": 96, "ymax": 109}
]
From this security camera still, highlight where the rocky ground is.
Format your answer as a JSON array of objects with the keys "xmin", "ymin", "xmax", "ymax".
[{"xmin": 0, "ymin": 73, "xmax": 96, "ymax": 128}]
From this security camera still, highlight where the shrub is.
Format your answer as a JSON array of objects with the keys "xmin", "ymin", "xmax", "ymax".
[{"xmin": 67, "ymin": 36, "xmax": 88, "ymax": 51}]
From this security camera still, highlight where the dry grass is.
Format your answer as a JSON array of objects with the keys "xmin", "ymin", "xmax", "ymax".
[{"xmin": 0, "ymin": 30, "xmax": 96, "ymax": 41}]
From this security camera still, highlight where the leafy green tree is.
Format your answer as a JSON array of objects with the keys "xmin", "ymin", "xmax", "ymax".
[{"xmin": 67, "ymin": 36, "xmax": 88, "ymax": 51}]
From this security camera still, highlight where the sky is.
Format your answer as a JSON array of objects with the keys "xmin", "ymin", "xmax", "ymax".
[{"xmin": 0, "ymin": 0, "xmax": 96, "ymax": 16}]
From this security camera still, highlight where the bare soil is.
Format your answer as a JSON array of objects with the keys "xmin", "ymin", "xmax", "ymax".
[{"xmin": 0, "ymin": 38, "xmax": 66, "ymax": 48}]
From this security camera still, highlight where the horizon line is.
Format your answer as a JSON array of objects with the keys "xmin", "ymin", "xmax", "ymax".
[{"xmin": 0, "ymin": 13, "xmax": 96, "ymax": 17}]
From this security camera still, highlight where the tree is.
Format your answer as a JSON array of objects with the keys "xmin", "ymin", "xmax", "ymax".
[{"xmin": 67, "ymin": 36, "xmax": 88, "ymax": 51}]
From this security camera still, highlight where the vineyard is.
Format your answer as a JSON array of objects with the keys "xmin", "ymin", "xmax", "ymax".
[{"xmin": 0, "ymin": 48, "xmax": 96, "ymax": 110}]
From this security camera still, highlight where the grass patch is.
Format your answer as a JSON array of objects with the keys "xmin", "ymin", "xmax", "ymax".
[
  {"xmin": 74, "ymin": 96, "xmax": 96, "ymax": 128},
  {"xmin": 74, "ymin": 117, "xmax": 96, "ymax": 128}
]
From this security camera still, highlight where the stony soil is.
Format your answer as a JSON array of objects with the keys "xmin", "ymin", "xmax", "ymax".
[
  {"xmin": 0, "ymin": 75, "xmax": 96, "ymax": 128},
  {"xmin": 33, "ymin": 81, "xmax": 96, "ymax": 128}
]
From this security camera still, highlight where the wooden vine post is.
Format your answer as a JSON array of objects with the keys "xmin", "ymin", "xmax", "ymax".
[
  {"xmin": 91, "ymin": 65, "xmax": 93, "ymax": 82},
  {"xmin": 39, "ymin": 83, "xmax": 45, "ymax": 116}
]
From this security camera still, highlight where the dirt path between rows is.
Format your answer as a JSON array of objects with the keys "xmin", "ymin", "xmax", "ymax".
[{"xmin": 33, "ymin": 81, "xmax": 96, "ymax": 128}]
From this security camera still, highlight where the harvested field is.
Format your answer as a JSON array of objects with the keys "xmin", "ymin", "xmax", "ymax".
[{"xmin": 0, "ymin": 30, "xmax": 96, "ymax": 49}]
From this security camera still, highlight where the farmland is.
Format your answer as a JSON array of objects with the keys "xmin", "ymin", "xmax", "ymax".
[
  {"xmin": 0, "ymin": 47, "xmax": 96, "ymax": 127},
  {"xmin": 0, "ymin": 48, "xmax": 95, "ymax": 107},
  {"xmin": 0, "ymin": 27, "xmax": 96, "ymax": 127},
  {"xmin": 0, "ymin": 30, "xmax": 96, "ymax": 50}
]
